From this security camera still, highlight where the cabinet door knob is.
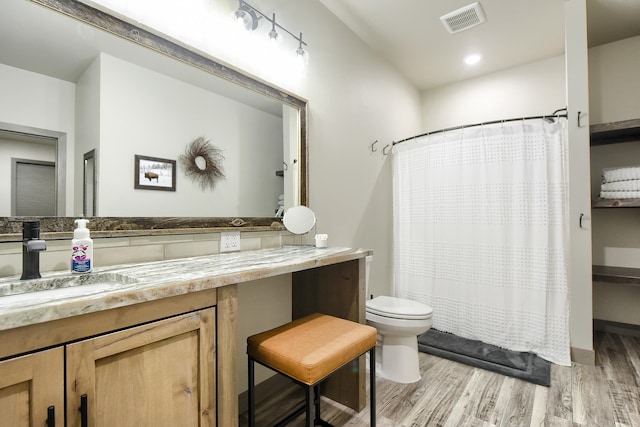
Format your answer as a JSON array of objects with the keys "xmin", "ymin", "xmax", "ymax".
[
  {"xmin": 79, "ymin": 394, "xmax": 88, "ymax": 427},
  {"xmin": 47, "ymin": 405, "xmax": 55, "ymax": 427}
]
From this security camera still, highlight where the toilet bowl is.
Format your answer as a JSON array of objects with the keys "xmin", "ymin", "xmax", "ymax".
[{"xmin": 366, "ymin": 295, "xmax": 433, "ymax": 383}]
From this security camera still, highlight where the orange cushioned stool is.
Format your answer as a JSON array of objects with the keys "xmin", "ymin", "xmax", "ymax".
[{"xmin": 247, "ymin": 313, "xmax": 377, "ymax": 427}]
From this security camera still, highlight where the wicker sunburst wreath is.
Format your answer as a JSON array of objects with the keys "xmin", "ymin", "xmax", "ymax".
[{"xmin": 179, "ymin": 136, "xmax": 225, "ymax": 190}]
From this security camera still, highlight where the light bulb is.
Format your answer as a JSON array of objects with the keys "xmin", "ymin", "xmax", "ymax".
[
  {"xmin": 233, "ymin": 5, "xmax": 258, "ymax": 31},
  {"xmin": 464, "ymin": 54, "xmax": 482, "ymax": 65},
  {"xmin": 296, "ymin": 33, "xmax": 309, "ymax": 66},
  {"xmin": 268, "ymin": 13, "xmax": 280, "ymax": 42}
]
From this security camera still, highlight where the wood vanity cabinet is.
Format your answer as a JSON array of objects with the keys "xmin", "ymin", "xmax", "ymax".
[
  {"xmin": 66, "ymin": 307, "xmax": 216, "ymax": 427},
  {"xmin": 0, "ymin": 347, "xmax": 65, "ymax": 427},
  {"xmin": 0, "ymin": 307, "xmax": 216, "ymax": 427}
]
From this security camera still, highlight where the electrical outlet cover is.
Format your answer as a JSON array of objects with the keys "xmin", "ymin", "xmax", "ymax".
[{"xmin": 220, "ymin": 231, "xmax": 241, "ymax": 252}]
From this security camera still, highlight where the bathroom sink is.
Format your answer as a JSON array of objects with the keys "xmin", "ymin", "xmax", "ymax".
[{"xmin": 0, "ymin": 272, "xmax": 138, "ymax": 297}]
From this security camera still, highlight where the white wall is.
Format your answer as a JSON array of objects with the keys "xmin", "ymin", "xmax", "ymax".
[
  {"xmin": 421, "ymin": 55, "xmax": 566, "ymax": 132},
  {"xmin": 0, "ymin": 63, "xmax": 76, "ymax": 215},
  {"xmin": 565, "ymin": 0, "xmax": 593, "ymax": 361},
  {"xmin": 293, "ymin": 3, "xmax": 422, "ymax": 298},
  {"xmin": 236, "ymin": 276, "xmax": 292, "ymax": 392},
  {"xmin": 94, "ymin": 54, "xmax": 283, "ymax": 217},
  {"xmin": 589, "ymin": 35, "xmax": 640, "ymax": 325},
  {"xmin": 282, "ymin": 104, "xmax": 299, "ymax": 209},
  {"xmin": 75, "ymin": 55, "xmax": 101, "ymax": 217},
  {"xmin": 589, "ymin": 35, "xmax": 640, "ymax": 124}
]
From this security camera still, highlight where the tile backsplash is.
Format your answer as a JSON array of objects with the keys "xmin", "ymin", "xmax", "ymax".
[{"xmin": 0, "ymin": 230, "xmax": 301, "ymax": 279}]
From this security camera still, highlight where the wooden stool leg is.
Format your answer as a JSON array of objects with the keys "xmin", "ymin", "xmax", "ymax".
[
  {"xmin": 370, "ymin": 348, "xmax": 376, "ymax": 427},
  {"xmin": 248, "ymin": 357, "xmax": 255, "ymax": 427}
]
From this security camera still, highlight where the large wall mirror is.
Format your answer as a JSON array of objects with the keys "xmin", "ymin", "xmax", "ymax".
[{"xmin": 0, "ymin": 0, "xmax": 308, "ymax": 235}]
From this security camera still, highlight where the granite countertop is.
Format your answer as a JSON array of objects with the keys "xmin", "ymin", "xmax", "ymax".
[{"xmin": 0, "ymin": 246, "xmax": 371, "ymax": 332}]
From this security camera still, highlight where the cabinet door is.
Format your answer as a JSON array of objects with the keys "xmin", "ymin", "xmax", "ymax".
[
  {"xmin": 66, "ymin": 307, "xmax": 216, "ymax": 427},
  {"xmin": 0, "ymin": 347, "xmax": 64, "ymax": 427}
]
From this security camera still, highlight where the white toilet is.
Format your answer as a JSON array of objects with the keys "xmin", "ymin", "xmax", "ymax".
[{"xmin": 365, "ymin": 257, "xmax": 433, "ymax": 383}]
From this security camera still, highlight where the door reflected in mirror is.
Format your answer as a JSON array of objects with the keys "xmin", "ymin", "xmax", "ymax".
[
  {"xmin": 83, "ymin": 150, "xmax": 96, "ymax": 217},
  {"xmin": 2, "ymin": 130, "xmax": 57, "ymax": 216}
]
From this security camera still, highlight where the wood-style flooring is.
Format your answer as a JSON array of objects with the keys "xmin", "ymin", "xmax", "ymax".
[{"xmin": 238, "ymin": 331, "xmax": 640, "ymax": 426}]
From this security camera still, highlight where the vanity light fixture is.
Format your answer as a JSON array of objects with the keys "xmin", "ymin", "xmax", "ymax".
[
  {"xmin": 234, "ymin": 1, "xmax": 259, "ymax": 31},
  {"xmin": 296, "ymin": 32, "xmax": 309, "ymax": 64},
  {"xmin": 233, "ymin": 0, "xmax": 308, "ymax": 58},
  {"xmin": 268, "ymin": 13, "xmax": 280, "ymax": 42}
]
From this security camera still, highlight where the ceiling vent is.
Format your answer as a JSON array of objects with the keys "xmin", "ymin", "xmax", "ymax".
[{"xmin": 440, "ymin": 2, "xmax": 486, "ymax": 34}]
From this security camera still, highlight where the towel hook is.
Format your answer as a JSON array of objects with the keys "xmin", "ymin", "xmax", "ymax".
[
  {"xmin": 370, "ymin": 140, "xmax": 378, "ymax": 152},
  {"xmin": 577, "ymin": 111, "xmax": 587, "ymax": 128},
  {"xmin": 382, "ymin": 144, "xmax": 391, "ymax": 155}
]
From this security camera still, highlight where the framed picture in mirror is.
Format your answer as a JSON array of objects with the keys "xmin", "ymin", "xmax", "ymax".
[{"xmin": 134, "ymin": 154, "xmax": 177, "ymax": 191}]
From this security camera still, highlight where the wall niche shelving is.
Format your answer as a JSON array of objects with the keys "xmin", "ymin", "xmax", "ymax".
[
  {"xmin": 591, "ymin": 118, "xmax": 640, "ymax": 208},
  {"xmin": 591, "ymin": 117, "xmax": 640, "ymax": 285}
]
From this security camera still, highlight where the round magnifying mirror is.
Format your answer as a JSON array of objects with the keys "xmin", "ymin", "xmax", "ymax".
[{"xmin": 283, "ymin": 206, "xmax": 316, "ymax": 235}]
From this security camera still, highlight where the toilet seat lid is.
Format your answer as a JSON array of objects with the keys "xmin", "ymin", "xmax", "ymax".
[{"xmin": 366, "ymin": 296, "xmax": 433, "ymax": 320}]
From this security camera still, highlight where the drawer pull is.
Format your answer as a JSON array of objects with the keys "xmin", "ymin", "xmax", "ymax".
[
  {"xmin": 47, "ymin": 405, "xmax": 55, "ymax": 427},
  {"xmin": 79, "ymin": 394, "xmax": 88, "ymax": 427}
]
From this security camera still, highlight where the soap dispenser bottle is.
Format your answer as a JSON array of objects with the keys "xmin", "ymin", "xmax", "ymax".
[{"xmin": 71, "ymin": 219, "xmax": 93, "ymax": 273}]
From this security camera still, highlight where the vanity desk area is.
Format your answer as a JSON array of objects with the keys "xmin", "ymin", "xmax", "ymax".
[{"xmin": 0, "ymin": 245, "xmax": 372, "ymax": 426}]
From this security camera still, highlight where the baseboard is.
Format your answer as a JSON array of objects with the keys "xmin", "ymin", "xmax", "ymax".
[
  {"xmin": 238, "ymin": 374, "xmax": 294, "ymax": 414},
  {"xmin": 569, "ymin": 320, "xmax": 640, "ymax": 366},
  {"xmin": 594, "ymin": 319, "xmax": 640, "ymax": 338},
  {"xmin": 570, "ymin": 346, "xmax": 595, "ymax": 366}
]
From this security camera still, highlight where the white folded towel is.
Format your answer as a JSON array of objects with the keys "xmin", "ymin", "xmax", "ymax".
[
  {"xmin": 602, "ymin": 166, "xmax": 640, "ymax": 183},
  {"xmin": 599, "ymin": 190, "xmax": 640, "ymax": 199},
  {"xmin": 601, "ymin": 180, "xmax": 640, "ymax": 192}
]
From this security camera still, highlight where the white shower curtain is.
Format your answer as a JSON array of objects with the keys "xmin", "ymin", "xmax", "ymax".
[{"xmin": 392, "ymin": 119, "xmax": 570, "ymax": 366}]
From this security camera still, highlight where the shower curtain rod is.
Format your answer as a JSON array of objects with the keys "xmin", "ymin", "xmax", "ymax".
[{"xmin": 392, "ymin": 107, "xmax": 568, "ymax": 146}]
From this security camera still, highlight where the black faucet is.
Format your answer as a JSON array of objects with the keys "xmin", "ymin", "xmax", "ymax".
[{"xmin": 21, "ymin": 221, "xmax": 47, "ymax": 280}]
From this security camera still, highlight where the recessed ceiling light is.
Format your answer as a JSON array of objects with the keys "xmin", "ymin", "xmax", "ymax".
[{"xmin": 464, "ymin": 54, "xmax": 482, "ymax": 65}]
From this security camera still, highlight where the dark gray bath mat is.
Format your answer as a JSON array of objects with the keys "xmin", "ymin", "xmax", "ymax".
[{"xmin": 417, "ymin": 329, "xmax": 551, "ymax": 386}]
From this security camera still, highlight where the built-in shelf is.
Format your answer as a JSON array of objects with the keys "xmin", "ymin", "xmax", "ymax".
[
  {"xmin": 593, "ymin": 265, "xmax": 640, "ymax": 287},
  {"xmin": 592, "ymin": 198, "xmax": 640, "ymax": 208},
  {"xmin": 590, "ymin": 118, "xmax": 640, "ymax": 146},
  {"xmin": 591, "ymin": 118, "xmax": 640, "ymax": 208}
]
